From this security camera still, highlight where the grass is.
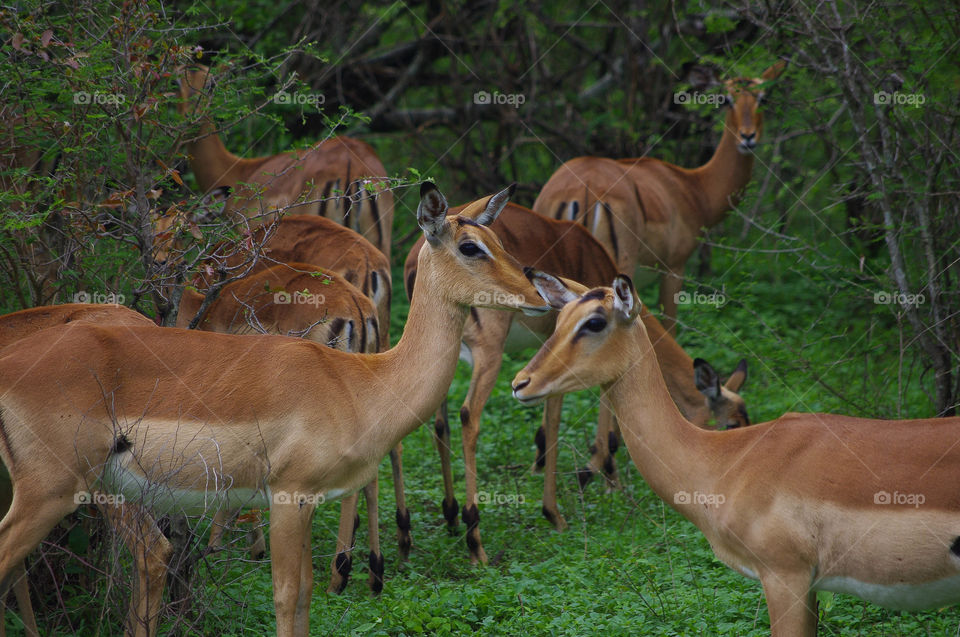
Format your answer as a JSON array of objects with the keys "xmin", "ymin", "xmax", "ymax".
[{"xmin": 6, "ymin": 243, "xmax": 957, "ymax": 636}]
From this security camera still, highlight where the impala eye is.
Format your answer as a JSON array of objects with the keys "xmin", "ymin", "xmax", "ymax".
[
  {"xmin": 459, "ymin": 242, "xmax": 483, "ymax": 257},
  {"xmin": 582, "ymin": 317, "xmax": 607, "ymax": 333}
]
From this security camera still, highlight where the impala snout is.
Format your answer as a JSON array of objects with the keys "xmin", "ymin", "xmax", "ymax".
[
  {"xmin": 738, "ymin": 131, "xmax": 757, "ymax": 153},
  {"xmin": 511, "ymin": 374, "xmax": 547, "ymax": 405}
]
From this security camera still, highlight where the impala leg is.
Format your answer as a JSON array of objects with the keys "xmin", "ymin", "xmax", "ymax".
[
  {"xmin": 459, "ymin": 319, "xmax": 511, "ymax": 566},
  {"xmin": 433, "ymin": 402, "xmax": 459, "ymax": 532},
  {"xmin": 363, "ymin": 479, "xmax": 384, "ymax": 594},
  {"xmin": 270, "ymin": 501, "xmax": 316, "ymax": 637},
  {"xmin": 761, "ymin": 573, "xmax": 817, "ymax": 637},
  {"xmin": 327, "ymin": 493, "xmax": 360, "ymax": 594},
  {"xmin": 1, "ymin": 562, "xmax": 38, "ymax": 637},
  {"xmin": 540, "ymin": 394, "xmax": 567, "ymax": 531},
  {"xmin": 389, "ymin": 444, "xmax": 412, "ymax": 559},
  {"xmin": 658, "ymin": 266, "xmax": 685, "ymax": 336},
  {"xmin": 207, "ymin": 508, "xmax": 266, "ymax": 560},
  {"xmin": 247, "ymin": 513, "xmax": 266, "ymax": 560},
  {"xmin": 584, "ymin": 398, "xmax": 621, "ymax": 491},
  {"xmin": 100, "ymin": 501, "xmax": 172, "ymax": 637}
]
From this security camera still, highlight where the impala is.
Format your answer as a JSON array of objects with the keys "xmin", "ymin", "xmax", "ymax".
[
  {"xmin": 533, "ymin": 61, "xmax": 786, "ymax": 333},
  {"xmin": 513, "ymin": 273, "xmax": 960, "ymax": 637},
  {"xmin": 177, "ymin": 66, "xmax": 394, "ymax": 260},
  {"xmin": 0, "ymin": 183, "xmax": 549, "ymax": 637},
  {"xmin": 180, "ymin": 262, "xmax": 388, "ymax": 593},
  {"xmin": 0, "ymin": 303, "xmax": 154, "ymax": 637},
  {"xmin": 405, "ymin": 204, "xmax": 748, "ymax": 562}
]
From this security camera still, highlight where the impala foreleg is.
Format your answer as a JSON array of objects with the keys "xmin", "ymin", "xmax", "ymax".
[
  {"xmin": 657, "ymin": 266, "xmax": 685, "ymax": 335},
  {"xmin": 362, "ymin": 479, "xmax": 384, "ymax": 594},
  {"xmin": 389, "ymin": 443, "xmax": 412, "ymax": 559},
  {"xmin": 100, "ymin": 501, "xmax": 172, "ymax": 637},
  {"xmin": 327, "ymin": 493, "xmax": 360, "ymax": 594},
  {"xmin": 539, "ymin": 394, "xmax": 567, "ymax": 531},
  {"xmin": 761, "ymin": 571, "xmax": 818, "ymax": 637},
  {"xmin": 270, "ymin": 501, "xmax": 316, "ymax": 637},
  {"xmin": 432, "ymin": 402, "xmax": 459, "ymax": 532},
  {"xmin": 1, "ymin": 562, "xmax": 38, "ymax": 637},
  {"xmin": 584, "ymin": 399, "xmax": 621, "ymax": 492}
]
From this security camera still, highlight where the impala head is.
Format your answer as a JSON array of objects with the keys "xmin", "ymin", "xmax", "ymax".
[
  {"xmin": 175, "ymin": 64, "xmax": 213, "ymax": 116},
  {"xmin": 694, "ymin": 357, "xmax": 750, "ymax": 429},
  {"xmin": 689, "ymin": 60, "xmax": 787, "ymax": 154},
  {"xmin": 416, "ymin": 182, "xmax": 550, "ymax": 317},
  {"xmin": 512, "ymin": 273, "xmax": 642, "ymax": 404}
]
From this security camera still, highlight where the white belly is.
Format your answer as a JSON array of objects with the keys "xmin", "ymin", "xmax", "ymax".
[{"xmin": 815, "ymin": 574, "xmax": 960, "ymax": 611}]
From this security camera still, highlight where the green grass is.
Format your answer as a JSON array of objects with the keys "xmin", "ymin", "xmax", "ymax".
[{"xmin": 6, "ymin": 248, "xmax": 956, "ymax": 636}]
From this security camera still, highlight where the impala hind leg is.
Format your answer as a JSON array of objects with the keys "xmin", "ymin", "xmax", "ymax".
[
  {"xmin": 433, "ymin": 402, "xmax": 459, "ymax": 532},
  {"xmin": 761, "ymin": 572, "xmax": 817, "ymax": 637},
  {"xmin": 539, "ymin": 394, "xmax": 567, "ymax": 531},
  {"xmin": 584, "ymin": 399, "xmax": 621, "ymax": 491},
  {"xmin": 270, "ymin": 501, "xmax": 316, "ymax": 637},
  {"xmin": 389, "ymin": 444, "xmax": 411, "ymax": 559},
  {"xmin": 0, "ymin": 562, "xmax": 38, "ymax": 637},
  {"xmin": 100, "ymin": 502, "xmax": 172, "ymax": 637},
  {"xmin": 327, "ymin": 493, "xmax": 360, "ymax": 593},
  {"xmin": 658, "ymin": 266, "xmax": 685, "ymax": 336},
  {"xmin": 207, "ymin": 508, "xmax": 266, "ymax": 559},
  {"xmin": 362, "ymin": 479, "xmax": 384, "ymax": 593}
]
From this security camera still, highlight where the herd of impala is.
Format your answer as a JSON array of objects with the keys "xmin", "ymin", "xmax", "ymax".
[{"xmin": 1, "ymin": 59, "xmax": 958, "ymax": 637}]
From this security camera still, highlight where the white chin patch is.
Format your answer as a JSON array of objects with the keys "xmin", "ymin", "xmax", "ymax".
[{"xmin": 521, "ymin": 306, "xmax": 550, "ymax": 317}]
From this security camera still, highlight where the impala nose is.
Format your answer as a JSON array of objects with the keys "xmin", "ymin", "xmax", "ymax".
[
  {"xmin": 513, "ymin": 377, "xmax": 531, "ymax": 392},
  {"xmin": 740, "ymin": 132, "xmax": 757, "ymax": 148}
]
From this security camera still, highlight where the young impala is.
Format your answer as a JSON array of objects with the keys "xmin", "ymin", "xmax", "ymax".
[
  {"xmin": 533, "ymin": 61, "xmax": 786, "ymax": 333},
  {"xmin": 512, "ymin": 274, "xmax": 960, "ymax": 637},
  {"xmin": 0, "ymin": 183, "xmax": 548, "ymax": 637}
]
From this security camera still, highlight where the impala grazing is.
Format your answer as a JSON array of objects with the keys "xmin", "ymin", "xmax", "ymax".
[
  {"xmin": 0, "ymin": 183, "xmax": 549, "ymax": 637},
  {"xmin": 177, "ymin": 66, "xmax": 394, "ymax": 260},
  {"xmin": 533, "ymin": 61, "xmax": 786, "ymax": 333},
  {"xmin": 405, "ymin": 203, "xmax": 748, "ymax": 561},
  {"xmin": 512, "ymin": 273, "xmax": 960, "ymax": 637}
]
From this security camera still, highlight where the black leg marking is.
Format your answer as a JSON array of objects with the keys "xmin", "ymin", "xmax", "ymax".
[
  {"xmin": 396, "ymin": 508, "xmax": 412, "ymax": 557},
  {"xmin": 534, "ymin": 426, "xmax": 546, "ymax": 469},
  {"xmin": 332, "ymin": 552, "xmax": 352, "ymax": 593},
  {"xmin": 462, "ymin": 504, "xmax": 481, "ymax": 554},
  {"xmin": 607, "ymin": 431, "xmax": 619, "ymax": 455},
  {"xmin": 541, "ymin": 505, "xmax": 558, "ymax": 527},
  {"xmin": 459, "ymin": 406, "xmax": 470, "ymax": 427},
  {"xmin": 576, "ymin": 466, "xmax": 594, "ymax": 489},
  {"xmin": 603, "ymin": 453, "xmax": 616, "ymax": 477},
  {"xmin": 368, "ymin": 550, "xmax": 385, "ymax": 594},
  {"xmin": 442, "ymin": 497, "xmax": 459, "ymax": 530}
]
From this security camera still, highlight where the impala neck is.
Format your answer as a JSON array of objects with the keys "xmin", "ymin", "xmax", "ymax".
[
  {"xmin": 607, "ymin": 324, "xmax": 717, "ymax": 526},
  {"xmin": 364, "ymin": 250, "xmax": 469, "ymax": 458},
  {"xmin": 690, "ymin": 109, "xmax": 755, "ymax": 228},
  {"xmin": 186, "ymin": 118, "xmax": 247, "ymax": 193}
]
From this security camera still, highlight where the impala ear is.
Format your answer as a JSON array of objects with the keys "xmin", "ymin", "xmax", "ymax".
[
  {"xmin": 417, "ymin": 181, "xmax": 449, "ymax": 244},
  {"xmin": 528, "ymin": 270, "xmax": 579, "ymax": 310},
  {"xmin": 612, "ymin": 274, "xmax": 640, "ymax": 323},
  {"xmin": 694, "ymin": 358, "xmax": 722, "ymax": 401},
  {"xmin": 470, "ymin": 183, "xmax": 515, "ymax": 226},
  {"xmin": 761, "ymin": 59, "xmax": 788, "ymax": 81},
  {"xmin": 724, "ymin": 358, "xmax": 748, "ymax": 392}
]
